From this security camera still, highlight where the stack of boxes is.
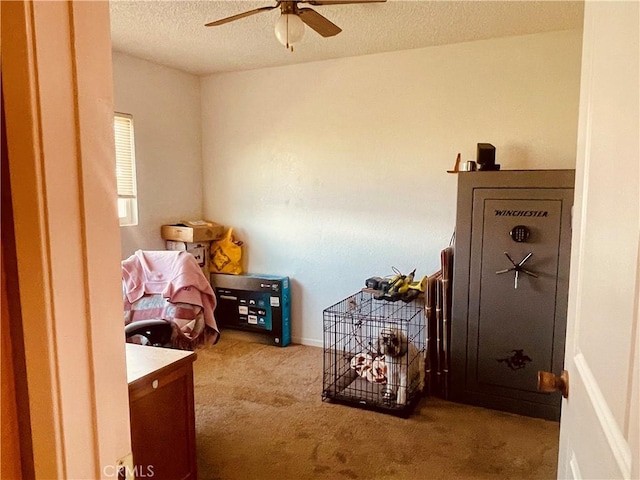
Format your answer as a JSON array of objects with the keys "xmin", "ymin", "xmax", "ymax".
[
  {"xmin": 162, "ymin": 221, "xmax": 292, "ymax": 347},
  {"xmin": 160, "ymin": 220, "xmax": 224, "ymax": 277}
]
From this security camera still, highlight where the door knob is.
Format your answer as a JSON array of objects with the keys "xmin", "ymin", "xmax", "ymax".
[{"xmin": 537, "ymin": 370, "xmax": 569, "ymax": 399}]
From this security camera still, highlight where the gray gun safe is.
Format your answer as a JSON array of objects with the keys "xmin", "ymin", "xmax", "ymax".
[{"xmin": 451, "ymin": 170, "xmax": 574, "ymax": 420}]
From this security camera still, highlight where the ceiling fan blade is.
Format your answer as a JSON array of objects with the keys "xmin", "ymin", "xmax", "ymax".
[
  {"xmin": 297, "ymin": 8, "xmax": 341, "ymax": 37},
  {"xmin": 205, "ymin": 5, "xmax": 279, "ymax": 27},
  {"xmin": 304, "ymin": 0, "xmax": 386, "ymax": 5}
]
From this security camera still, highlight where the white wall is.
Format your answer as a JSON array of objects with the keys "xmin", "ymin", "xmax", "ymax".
[
  {"xmin": 112, "ymin": 52, "xmax": 203, "ymax": 259},
  {"xmin": 200, "ymin": 30, "xmax": 583, "ymax": 346}
]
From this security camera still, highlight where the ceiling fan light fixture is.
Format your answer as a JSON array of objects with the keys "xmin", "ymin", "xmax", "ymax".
[{"xmin": 274, "ymin": 13, "xmax": 305, "ymax": 49}]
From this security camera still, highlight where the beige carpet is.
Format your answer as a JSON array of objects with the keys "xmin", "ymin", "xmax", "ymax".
[{"xmin": 193, "ymin": 330, "xmax": 559, "ymax": 480}]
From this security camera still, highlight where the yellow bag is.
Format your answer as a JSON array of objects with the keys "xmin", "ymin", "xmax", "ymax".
[{"xmin": 210, "ymin": 228, "xmax": 243, "ymax": 275}]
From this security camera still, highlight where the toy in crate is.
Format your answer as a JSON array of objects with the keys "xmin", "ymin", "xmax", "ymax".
[{"xmin": 322, "ymin": 290, "xmax": 426, "ymax": 416}]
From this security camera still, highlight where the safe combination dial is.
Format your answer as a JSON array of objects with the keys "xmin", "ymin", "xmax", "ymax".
[{"xmin": 510, "ymin": 225, "xmax": 531, "ymax": 243}]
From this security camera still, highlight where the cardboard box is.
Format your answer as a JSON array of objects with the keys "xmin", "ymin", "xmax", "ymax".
[
  {"xmin": 161, "ymin": 220, "xmax": 224, "ymax": 243},
  {"xmin": 210, "ymin": 273, "xmax": 291, "ymax": 347},
  {"xmin": 166, "ymin": 240, "xmax": 211, "ymax": 277}
]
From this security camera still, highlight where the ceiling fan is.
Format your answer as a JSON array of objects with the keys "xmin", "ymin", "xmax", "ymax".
[{"xmin": 205, "ymin": 0, "xmax": 386, "ymax": 51}]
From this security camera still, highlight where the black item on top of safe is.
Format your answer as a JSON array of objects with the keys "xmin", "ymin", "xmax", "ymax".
[{"xmin": 477, "ymin": 143, "xmax": 499, "ymax": 171}]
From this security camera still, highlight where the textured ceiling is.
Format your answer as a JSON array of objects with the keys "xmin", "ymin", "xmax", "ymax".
[{"xmin": 109, "ymin": 0, "xmax": 584, "ymax": 75}]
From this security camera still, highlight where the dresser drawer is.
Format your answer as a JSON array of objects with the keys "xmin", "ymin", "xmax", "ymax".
[{"xmin": 126, "ymin": 345, "xmax": 197, "ymax": 480}]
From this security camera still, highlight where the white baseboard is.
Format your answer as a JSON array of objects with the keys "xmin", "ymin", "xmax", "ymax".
[{"xmin": 292, "ymin": 336, "xmax": 322, "ymax": 348}]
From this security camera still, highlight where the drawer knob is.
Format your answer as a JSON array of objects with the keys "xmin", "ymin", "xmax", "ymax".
[{"xmin": 152, "ymin": 379, "xmax": 159, "ymax": 389}]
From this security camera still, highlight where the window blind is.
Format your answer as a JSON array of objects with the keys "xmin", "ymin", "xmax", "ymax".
[{"xmin": 114, "ymin": 113, "xmax": 136, "ymax": 198}]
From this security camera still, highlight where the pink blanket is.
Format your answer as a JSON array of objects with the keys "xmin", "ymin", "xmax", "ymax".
[{"xmin": 122, "ymin": 250, "xmax": 219, "ymax": 345}]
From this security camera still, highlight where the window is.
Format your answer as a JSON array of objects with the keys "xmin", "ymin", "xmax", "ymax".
[{"xmin": 114, "ymin": 113, "xmax": 138, "ymax": 226}]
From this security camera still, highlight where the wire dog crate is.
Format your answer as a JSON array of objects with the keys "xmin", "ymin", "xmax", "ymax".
[{"xmin": 322, "ymin": 291, "xmax": 426, "ymax": 416}]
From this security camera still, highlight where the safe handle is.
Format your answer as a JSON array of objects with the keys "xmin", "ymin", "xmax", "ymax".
[{"xmin": 496, "ymin": 252, "xmax": 539, "ymax": 289}]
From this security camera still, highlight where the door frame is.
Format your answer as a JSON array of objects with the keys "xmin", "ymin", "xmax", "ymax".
[{"xmin": 2, "ymin": 1, "xmax": 131, "ymax": 478}]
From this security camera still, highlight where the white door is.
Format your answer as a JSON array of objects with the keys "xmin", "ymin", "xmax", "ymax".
[
  {"xmin": 3, "ymin": 2, "xmax": 132, "ymax": 477},
  {"xmin": 557, "ymin": 1, "xmax": 639, "ymax": 479}
]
